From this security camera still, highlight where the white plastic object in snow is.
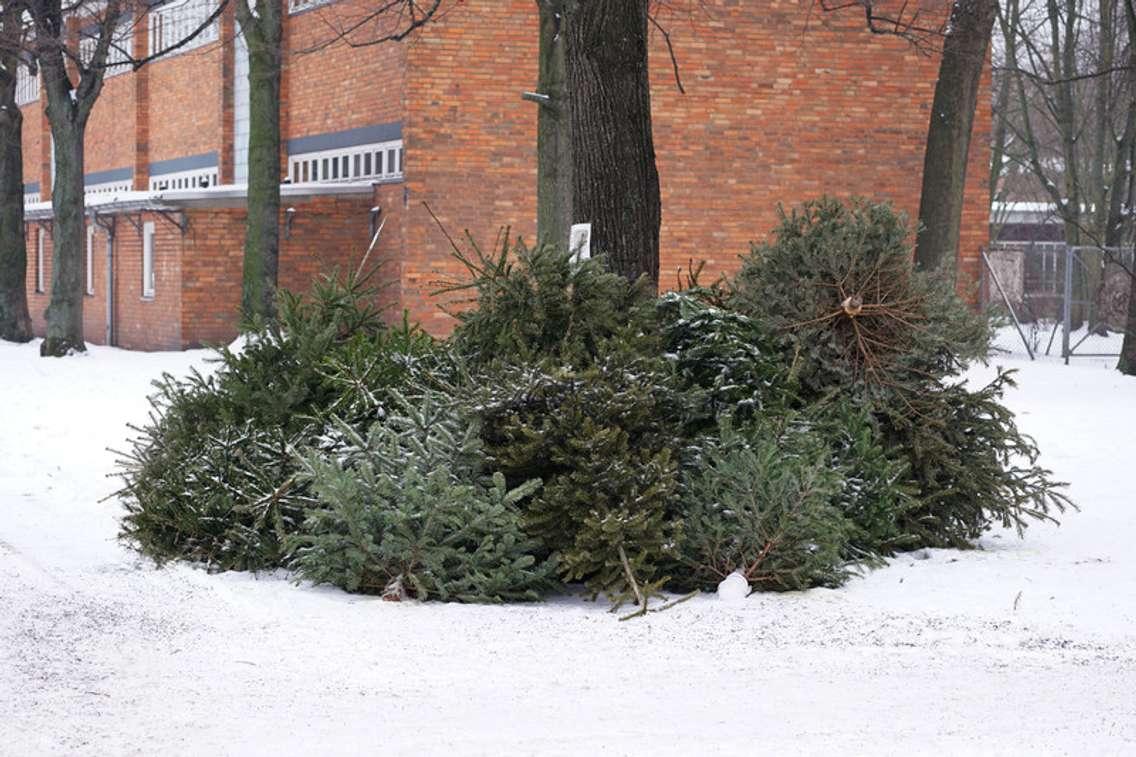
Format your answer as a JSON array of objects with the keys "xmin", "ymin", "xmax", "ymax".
[{"xmin": 717, "ymin": 571, "xmax": 749, "ymax": 602}]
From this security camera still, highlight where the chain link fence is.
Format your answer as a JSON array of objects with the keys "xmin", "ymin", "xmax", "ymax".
[{"xmin": 981, "ymin": 242, "xmax": 1134, "ymax": 362}]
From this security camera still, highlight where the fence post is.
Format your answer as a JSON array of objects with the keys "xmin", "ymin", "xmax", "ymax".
[{"xmin": 1062, "ymin": 244, "xmax": 1073, "ymax": 365}]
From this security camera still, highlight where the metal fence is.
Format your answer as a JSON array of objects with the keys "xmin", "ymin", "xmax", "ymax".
[{"xmin": 981, "ymin": 242, "xmax": 1134, "ymax": 362}]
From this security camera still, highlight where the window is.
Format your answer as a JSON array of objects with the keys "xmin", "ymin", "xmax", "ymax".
[
  {"xmin": 149, "ymin": 168, "xmax": 218, "ymax": 191},
  {"xmin": 15, "ymin": 66, "xmax": 38, "ymax": 106},
  {"xmin": 79, "ymin": 20, "xmax": 133, "ymax": 78},
  {"xmin": 287, "ymin": 140, "xmax": 404, "ymax": 184},
  {"xmin": 149, "ymin": 0, "xmax": 220, "ymax": 58},
  {"xmin": 86, "ymin": 180, "xmax": 133, "ymax": 195},
  {"xmin": 289, "ymin": 0, "xmax": 333, "ymax": 13},
  {"xmin": 142, "ymin": 222, "xmax": 156, "ymax": 298},
  {"xmin": 36, "ymin": 229, "xmax": 45, "ymax": 293},
  {"xmin": 86, "ymin": 226, "xmax": 96, "ymax": 296}
]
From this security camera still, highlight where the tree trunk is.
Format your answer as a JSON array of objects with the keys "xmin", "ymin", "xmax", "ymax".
[
  {"xmin": 32, "ymin": 0, "xmax": 116, "ymax": 356},
  {"xmin": 1120, "ymin": 272, "xmax": 1136, "ymax": 375},
  {"xmin": 564, "ymin": 0, "xmax": 661, "ymax": 285},
  {"xmin": 988, "ymin": 55, "xmax": 1010, "ymax": 208},
  {"xmin": 1090, "ymin": 0, "xmax": 1114, "ymax": 243},
  {"xmin": 914, "ymin": 0, "xmax": 997, "ymax": 275},
  {"xmin": 40, "ymin": 118, "xmax": 88, "ymax": 356},
  {"xmin": 1116, "ymin": 0, "xmax": 1136, "ymax": 376},
  {"xmin": 535, "ymin": 0, "xmax": 572, "ymax": 249},
  {"xmin": 237, "ymin": 0, "xmax": 283, "ymax": 323},
  {"xmin": 0, "ymin": 46, "xmax": 32, "ymax": 343}
]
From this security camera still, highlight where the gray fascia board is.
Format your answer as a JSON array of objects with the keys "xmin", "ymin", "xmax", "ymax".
[
  {"xmin": 287, "ymin": 122, "xmax": 402, "ymax": 156},
  {"xmin": 149, "ymin": 152, "xmax": 220, "ymax": 177},
  {"xmin": 84, "ymin": 167, "xmax": 133, "ymax": 186}
]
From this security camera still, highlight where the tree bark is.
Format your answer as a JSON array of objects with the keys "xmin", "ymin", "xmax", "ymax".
[
  {"xmin": 914, "ymin": 0, "xmax": 997, "ymax": 275},
  {"xmin": 1116, "ymin": 0, "xmax": 1136, "ymax": 376},
  {"xmin": 535, "ymin": 0, "xmax": 572, "ymax": 249},
  {"xmin": 0, "ymin": 12, "xmax": 32, "ymax": 343},
  {"xmin": 988, "ymin": 1, "xmax": 1021, "ymax": 242},
  {"xmin": 40, "ymin": 116, "xmax": 88, "ymax": 356},
  {"xmin": 237, "ymin": 0, "xmax": 283, "ymax": 323},
  {"xmin": 1120, "ymin": 269, "xmax": 1136, "ymax": 375},
  {"xmin": 564, "ymin": 0, "xmax": 661, "ymax": 286}
]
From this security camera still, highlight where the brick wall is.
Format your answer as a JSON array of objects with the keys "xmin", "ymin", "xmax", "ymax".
[
  {"xmin": 25, "ymin": 224, "xmax": 51, "ymax": 334},
  {"xmin": 19, "ymin": 102, "xmax": 43, "ymax": 193},
  {"xmin": 179, "ymin": 194, "xmax": 377, "ymax": 349},
  {"xmin": 401, "ymin": 0, "xmax": 538, "ymax": 333},
  {"xmin": 24, "ymin": 195, "xmax": 375, "ymax": 351},
  {"xmin": 25, "ymin": 225, "xmax": 105, "ymax": 341},
  {"xmin": 82, "ymin": 223, "xmax": 107, "ymax": 345},
  {"xmin": 147, "ymin": 43, "xmax": 225, "ymax": 166},
  {"xmin": 400, "ymin": 0, "xmax": 992, "ymax": 333},
  {"xmin": 116, "ymin": 216, "xmax": 184, "ymax": 350},
  {"xmin": 286, "ymin": 0, "xmax": 407, "ymax": 139},
  {"xmin": 85, "ymin": 74, "xmax": 136, "ymax": 176},
  {"xmin": 18, "ymin": 4, "xmax": 408, "ymax": 189},
  {"xmin": 371, "ymin": 181, "xmax": 408, "ymax": 318},
  {"xmin": 24, "ymin": 214, "xmax": 184, "ymax": 350}
]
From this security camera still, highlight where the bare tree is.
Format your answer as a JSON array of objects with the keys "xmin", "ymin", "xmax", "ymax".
[
  {"xmin": 0, "ymin": 3, "xmax": 33, "ymax": 342},
  {"xmin": 9, "ymin": 0, "xmax": 227, "ymax": 356},
  {"xmin": 994, "ymin": 0, "xmax": 1135, "ymax": 327},
  {"xmin": 1115, "ymin": 0, "xmax": 1136, "ymax": 374},
  {"xmin": 26, "ymin": 0, "xmax": 126, "ymax": 355}
]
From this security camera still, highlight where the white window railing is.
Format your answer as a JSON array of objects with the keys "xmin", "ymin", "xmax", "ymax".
[
  {"xmin": 86, "ymin": 180, "xmax": 134, "ymax": 195},
  {"xmin": 288, "ymin": 140, "xmax": 404, "ymax": 184},
  {"xmin": 289, "ymin": 0, "xmax": 334, "ymax": 14},
  {"xmin": 150, "ymin": 168, "xmax": 218, "ymax": 191},
  {"xmin": 149, "ymin": 0, "xmax": 220, "ymax": 58},
  {"xmin": 15, "ymin": 66, "xmax": 38, "ymax": 106},
  {"xmin": 24, "ymin": 192, "xmax": 41, "ymax": 205},
  {"xmin": 79, "ymin": 21, "xmax": 133, "ymax": 77}
]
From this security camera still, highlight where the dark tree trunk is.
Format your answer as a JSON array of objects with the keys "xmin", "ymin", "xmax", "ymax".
[
  {"xmin": 41, "ymin": 117, "xmax": 88, "ymax": 356},
  {"xmin": 914, "ymin": 0, "xmax": 997, "ymax": 275},
  {"xmin": 1120, "ymin": 273, "xmax": 1136, "ymax": 375},
  {"xmin": 564, "ymin": 0, "xmax": 660, "ymax": 286},
  {"xmin": 237, "ymin": 0, "xmax": 283, "ymax": 323},
  {"xmin": 0, "ymin": 25, "xmax": 32, "ymax": 343},
  {"xmin": 535, "ymin": 0, "xmax": 572, "ymax": 249},
  {"xmin": 1116, "ymin": 0, "xmax": 1136, "ymax": 376}
]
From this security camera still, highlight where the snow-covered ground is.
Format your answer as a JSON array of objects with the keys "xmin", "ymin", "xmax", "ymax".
[{"xmin": 2, "ymin": 334, "xmax": 1134, "ymax": 756}]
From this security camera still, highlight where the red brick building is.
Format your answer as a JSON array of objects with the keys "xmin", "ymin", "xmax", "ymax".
[{"xmin": 18, "ymin": 0, "xmax": 991, "ymax": 350}]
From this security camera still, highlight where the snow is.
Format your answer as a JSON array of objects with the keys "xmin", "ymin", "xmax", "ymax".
[
  {"xmin": 716, "ymin": 571, "xmax": 749, "ymax": 602},
  {"xmin": 2, "ymin": 334, "xmax": 1136, "ymax": 754}
]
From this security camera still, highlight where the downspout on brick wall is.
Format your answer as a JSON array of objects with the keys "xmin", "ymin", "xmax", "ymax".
[
  {"xmin": 105, "ymin": 230, "xmax": 114, "ymax": 346},
  {"xmin": 94, "ymin": 213, "xmax": 115, "ymax": 346}
]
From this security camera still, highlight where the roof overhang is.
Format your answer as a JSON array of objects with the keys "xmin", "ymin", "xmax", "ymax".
[{"xmin": 23, "ymin": 180, "xmax": 385, "ymax": 219}]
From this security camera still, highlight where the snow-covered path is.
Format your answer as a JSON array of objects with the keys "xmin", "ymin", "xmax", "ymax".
[{"xmin": 2, "ymin": 338, "xmax": 1134, "ymax": 755}]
